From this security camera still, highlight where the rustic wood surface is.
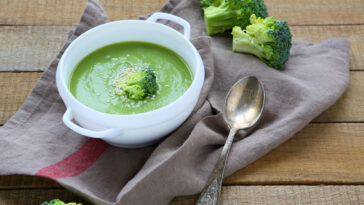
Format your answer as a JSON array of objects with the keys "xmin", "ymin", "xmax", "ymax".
[
  {"xmin": 1, "ymin": 72, "xmax": 363, "ymax": 124},
  {"xmin": 172, "ymin": 186, "xmax": 364, "ymax": 205},
  {"xmin": 1, "ymin": 122, "xmax": 364, "ymax": 189},
  {"xmin": 0, "ymin": 26, "xmax": 71, "ymax": 71},
  {"xmin": 1, "ymin": 0, "xmax": 364, "ymax": 204},
  {"xmin": 1, "ymin": 0, "xmax": 364, "ymax": 26},
  {"xmin": 2, "ymin": 25, "xmax": 364, "ymax": 71},
  {"xmin": 1, "ymin": 186, "xmax": 364, "ymax": 205}
]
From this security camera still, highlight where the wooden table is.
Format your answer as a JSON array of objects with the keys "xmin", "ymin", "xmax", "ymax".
[{"xmin": 1, "ymin": 0, "xmax": 364, "ymax": 204}]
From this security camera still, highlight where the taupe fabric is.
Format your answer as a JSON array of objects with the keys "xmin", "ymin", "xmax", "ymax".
[{"xmin": 0, "ymin": 0, "xmax": 350, "ymax": 205}]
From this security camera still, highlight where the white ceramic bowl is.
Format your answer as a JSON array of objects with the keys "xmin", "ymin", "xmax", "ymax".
[{"xmin": 56, "ymin": 13, "xmax": 204, "ymax": 148}]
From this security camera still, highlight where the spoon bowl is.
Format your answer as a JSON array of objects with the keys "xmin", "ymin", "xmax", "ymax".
[{"xmin": 224, "ymin": 76, "xmax": 265, "ymax": 130}]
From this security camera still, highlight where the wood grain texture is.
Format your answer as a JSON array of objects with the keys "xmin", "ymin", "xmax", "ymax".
[
  {"xmin": 0, "ymin": 186, "xmax": 363, "ymax": 205},
  {"xmin": 0, "ymin": 124, "xmax": 364, "ymax": 187},
  {"xmin": 292, "ymin": 25, "xmax": 364, "ymax": 71},
  {"xmin": 1, "ymin": 0, "xmax": 364, "ymax": 26},
  {"xmin": 0, "ymin": 26, "xmax": 71, "ymax": 71},
  {"xmin": 0, "ymin": 0, "xmax": 166, "ymax": 26},
  {"xmin": 1, "ymin": 71, "xmax": 363, "ymax": 124},
  {"xmin": 224, "ymin": 123, "xmax": 364, "ymax": 185},
  {"xmin": 265, "ymin": 0, "xmax": 364, "ymax": 26},
  {"xmin": 171, "ymin": 186, "xmax": 364, "ymax": 205},
  {"xmin": 0, "ymin": 175, "xmax": 59, "ymax": 189},
  {"xmin": 0, "ymin": 72, "xmax": 42, "ymax": 125},
  {"xmin": 1, "ymin": 25, "xmax": 363, "ymax": 72},
  {"xmin": 0, "ymin": 0, "xmax": 86, "ymax": 26}
]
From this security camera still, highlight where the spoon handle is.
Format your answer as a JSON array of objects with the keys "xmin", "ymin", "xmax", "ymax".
[{"xmin": 195, "ymin": 128, "xmax": 237, "ymax": 205}]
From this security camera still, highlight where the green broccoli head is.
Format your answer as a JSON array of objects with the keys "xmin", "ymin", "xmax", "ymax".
[
  {"xmin": 232, "ymin": 14, "xmax": 292, "ymax": 69},
  {"xmin": 201, "ymin": 0, "xmax": 268, "ymax": 35},
  {"xmin": 41, "ymin": 199, "xmax": 82, "ymax": 205},
  {"xmin": 117, "ymin": 67, "xmax": 158, "ymax": 100}
]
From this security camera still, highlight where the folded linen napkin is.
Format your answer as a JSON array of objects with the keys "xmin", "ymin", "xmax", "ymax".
[{"xmin": 0, "ymin": 0, "xmax": 350, "ymax": 204}]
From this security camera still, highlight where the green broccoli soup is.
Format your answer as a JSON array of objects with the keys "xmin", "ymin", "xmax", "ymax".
[{"xmin": 69, "ymin": 41, "xmax": 193, "ymax": 115}]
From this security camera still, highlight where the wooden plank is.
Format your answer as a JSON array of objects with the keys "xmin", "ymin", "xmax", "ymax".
[
  {"xmin": 0, "ymin": 175, "xmax": 60, "ymax": 189},
  {"xmin": 1, "ymin": 71, "xmax": 363, "ymax": 124},
  {"xmin": 1, "ymin": 25, "xmax": 363, "ymax": 72},
  {"xmin": 0, "ymin": 125, "xmax": 364, "ymax": 187},
  {"xmin": 265, "ymin": 0, "xmax": 364, "ymax": 26},
  {"xmin": 0, "ymin": 186, "xmax": 363, "ymax": 205},
  {"xmin": 0, "ymin": 0, "xmax": 166, "ymax": 26},
  {"xmin": 0, "ymin": 72, "xmax": 42, "ymax": 125},
  {"xmin": 224, "ymin": 123, "xmax": 364, "ymax": 185},
  {"xmin": 291, "ymin": 25, "xmax": 364, "ymax": 71},
  {"xmin": 0, "ymin": 189, "xmax": 87, "ymax": 205},
  {"xmin": 1, "ymin": 0, "xmax": 364, "ymax": 26},
  {"xmin": 171, "ymin": 186, "xmax": 364, "ymax": 205},
  {"xmin": 0, "ymin": 0, "xmax": 86, "ymax": 26},
  {"xmin": 0, "ymin": 26, "xmax": 71, "ymax": 71}
]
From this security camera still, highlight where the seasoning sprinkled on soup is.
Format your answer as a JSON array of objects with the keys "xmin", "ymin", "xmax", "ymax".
[{"xmin": 69, "ymin": 41, "xmax": 193, "ymax": 115}]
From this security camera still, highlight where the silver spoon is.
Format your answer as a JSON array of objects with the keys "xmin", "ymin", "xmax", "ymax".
[{"xmin": 196, "ymin": 76, "xmax": 265, "ymax": 205}]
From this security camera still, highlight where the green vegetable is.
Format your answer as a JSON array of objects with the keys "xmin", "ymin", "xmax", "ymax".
[
  {"xmin": 201, "ymin": 0, "xmax": 268, "ymax": 35},
  {"xmin": 117, "ymin": 67, "xmax": 158, "ymax": 100},
  {"xmin": 41, "ymin": 199, "xmax": 82, "ymax": 205},
  {"xmin": 232, "ymin": 14, "xmax": 292, "ymax": 69}
]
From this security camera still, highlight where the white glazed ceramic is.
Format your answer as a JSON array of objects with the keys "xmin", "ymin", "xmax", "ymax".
[{"xmin": 56, "ymin": 13, "xmax": 204, "ymax": 148}]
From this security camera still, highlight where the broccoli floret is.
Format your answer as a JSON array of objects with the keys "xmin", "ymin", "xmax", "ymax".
[
  {"xmin": 41, "ymin": 199, "xmax": 82, "ymax": 205},
  {"xmin": 232, "ymin": 14, "xmax": 292, "ymax": 69},
  {"xmin": 117, "ymin": 67, "xmax": 157, "ymax": 100},
  {"xmin": 201, "ymin": 0, "xmax": 268, "ymax": 35}
]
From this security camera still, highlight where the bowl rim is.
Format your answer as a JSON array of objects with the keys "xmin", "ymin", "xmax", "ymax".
[{"xmin": 57, "ymin": 19, "xmax": 205, "ymax": 121}]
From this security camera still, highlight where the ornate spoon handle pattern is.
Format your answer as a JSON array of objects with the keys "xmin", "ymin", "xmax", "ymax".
[{"xmin": 195, "ymin": 129, "xmax": 237, "ymax": 205}]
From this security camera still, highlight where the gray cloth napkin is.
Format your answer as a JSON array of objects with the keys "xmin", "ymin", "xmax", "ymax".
[{"xmin": 0, "ymin": 0, "xmax": 350, "ymax": 204}]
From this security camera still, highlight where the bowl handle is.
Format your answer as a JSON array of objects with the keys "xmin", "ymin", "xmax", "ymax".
[
  {"xmin": 146, "ymin": 12, "xmax": 191, "ymax": 40},
  {"xmin": 63, "ymin": 108, "xmax": 123, "ymax": 139}
]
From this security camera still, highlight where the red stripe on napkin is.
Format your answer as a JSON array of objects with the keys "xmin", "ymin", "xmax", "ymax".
[{"xmin": 35, "ymin": 138, "xmax": 109, "ymax": 179}]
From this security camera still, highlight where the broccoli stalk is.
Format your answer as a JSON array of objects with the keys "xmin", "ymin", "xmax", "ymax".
[
  {"xmin": 232, "ymin": 14, "xmax": 292, "ymax": 69},
  {"xmin": 203, "ymin": 2, "xmax": 240, "ymax": 35},
  {"xmin": 201, "ymin": 0, "xmax": 268, "ymax": 35},
  {"xmin": 117, "ymin": 67, "xmax": 158, "ymax": 100}
]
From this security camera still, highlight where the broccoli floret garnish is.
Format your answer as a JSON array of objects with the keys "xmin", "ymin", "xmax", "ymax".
[
  {"xmin": 41, "ymin": 199, "xmax": 82, "ymax": 205},
  {"xmin": 201, "ymin": 0, "xmax": 268, "ymax": 35},
  {"xmin": 232, "ymin": 14, "xmax": 292, "ymax": 69},
  {"xmin": 117, "ymin": 67, "xmax": 158, "ymax": 100}
]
